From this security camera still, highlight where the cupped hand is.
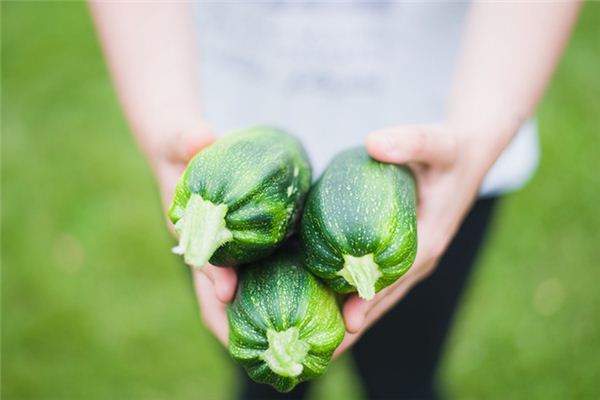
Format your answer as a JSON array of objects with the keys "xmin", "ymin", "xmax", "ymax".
[
  {"xmin": 147, "ymin": 120, "xmax": 236, "ymax": 346},
  {"xmin": 334, "ymin": 122, "xmax": 512, "ymax": 357}
]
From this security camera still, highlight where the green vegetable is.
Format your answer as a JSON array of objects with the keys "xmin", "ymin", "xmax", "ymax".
[
  {"xmin": 169, "ymin": 126, "xmax": 311, "ymax": 268},
  {"xmin": 227, "ymin": 245, "xmax": 345, "ymax": 393},
  {"xmin": 301, "ymin": 147, "xmax": 417, "ymax": 300}
]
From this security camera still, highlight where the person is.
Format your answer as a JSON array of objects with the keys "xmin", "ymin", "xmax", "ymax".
[{"xmin": 91, "ymin": 2, "xmax": 580, "ymax": 399}]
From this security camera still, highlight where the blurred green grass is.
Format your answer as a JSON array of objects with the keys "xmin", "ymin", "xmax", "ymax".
[{"xmin": 2, "ymin": 3, "xmax": 599, "ymax": 399}]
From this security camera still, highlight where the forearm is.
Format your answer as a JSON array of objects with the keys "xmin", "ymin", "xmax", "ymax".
[
  {"xmin": 90, "ymin": 2, "xmax": 208, "ymax": 161},
  {"xmin": 448, "ymin": 1, "xmax": 580, "ymax": 166}
]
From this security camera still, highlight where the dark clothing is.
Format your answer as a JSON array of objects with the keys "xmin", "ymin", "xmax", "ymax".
[{"xmin": 238, "ymin": 197, "xmax": 498, "ymax": 400}]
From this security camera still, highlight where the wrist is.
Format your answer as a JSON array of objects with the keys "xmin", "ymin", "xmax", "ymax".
[{"xmin": 445, "ymin": 115, "xmax": 522, "ymax": 175}]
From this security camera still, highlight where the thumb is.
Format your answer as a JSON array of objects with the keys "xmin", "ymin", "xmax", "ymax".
[
  {"xmin": 196, "ymin": 265, "xmax": 237, "ymax": 303},
  {"xmin": 366, "ymin": 125, "xmax": 456, "ymax": 167}
]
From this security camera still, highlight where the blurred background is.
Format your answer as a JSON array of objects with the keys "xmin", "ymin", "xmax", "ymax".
[{"xmin": 2, "ymin": 2, "xmax": 599, "ymax": 399}]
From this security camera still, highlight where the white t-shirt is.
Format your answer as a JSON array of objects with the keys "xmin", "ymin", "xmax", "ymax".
[{"xmin": 193, "ymin": 2, "xmax": 539, "ymax": 196}]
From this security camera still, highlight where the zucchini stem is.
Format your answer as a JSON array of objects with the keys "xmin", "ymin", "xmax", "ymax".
[
  {"xmin": 338, "ymin": 254, "xmax": 382, "ymax": 300},
  {"xmin": 172, "ymin": 194, "xmax": 233, "ymax": 269},
  {"xmin": 260, "ymin": 327, "xmax": 310, "ymax": 377}
]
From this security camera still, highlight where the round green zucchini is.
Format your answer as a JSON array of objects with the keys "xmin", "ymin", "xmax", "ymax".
[
  {"xmin": 169, "ymin": 126, "xmax": 311, "ymax": 268},
  {"xmin": 227, "ymin": 245, "xmax": 345, "ymax": 393},
  {"xmin": 301, "ymin": 147, "xmax": 417, "ymax": 300}
]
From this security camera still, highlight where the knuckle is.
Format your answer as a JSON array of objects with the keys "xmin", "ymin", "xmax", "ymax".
[
  {"xmin": 444, "ymin": 135, "xmax": 459, "ymax": 165},
  {"xmin": 381, "ymin": 130, "xmax": 398, "ymax": 152},
  {"xmin": 416, "ymin": 265, "xmax": 435, "ymax": 282},
  {"xmin": 410, "ymin": 127, "xmax": 429, "ymax": 157},
  {"xmin": 200, "ymin": 312, "xmax": 209, "ymax": 326},
  {"xmin": 200, "ymin": 313, "xmax": 213, "ymax": 330},
  {"xmin": 200, "ymin": 268, "xmax": 214, "ymax": 283},
  {"xmin": 429, "ymin": 239, "xmax": 448, "ymax": 261}
]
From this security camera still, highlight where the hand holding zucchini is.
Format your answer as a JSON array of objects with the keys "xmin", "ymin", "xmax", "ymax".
[
  {"xmin": 227, "ymin": 246, "xmax": 345, "ymax": 393},
  {"xmin": 301, "ymin": 148, "xmax": 417, "ymax": 300},
  {"xmin": 169, "ymin": 126, "xmax": 311, "ymax": 268}
]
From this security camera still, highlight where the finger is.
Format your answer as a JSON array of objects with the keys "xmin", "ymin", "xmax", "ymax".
[
  {"xmin": 333, "ymin": 332, "xmax": 358, "ymax": 360},
  {"xmin": 413, "ymin": 183, "xmax": 456, "ymax": 268},
  {"xmin": 342, "ymin": 295, "xmax": 369, "ymax": 333},
  {"xmin": 194, "ymin": 272, "xmax": 229, "ymax": 346},
  {"xmin": 366, "ymin": 125, "xmax": 456, "ymax": 167},
  {"xmin": 335, "ymin": 281, "xmax": 413, "ymax": 358},
  {"xmin": 361, "ymin": 276, "xmax": 418, "ymax": 329},
  {"xmin": 342, "ymin": 282, "xmax": 397, "ymax": 333},
  {"xmin": 343, "ymin": 257, "xmax": 432, "ymax": 332},
  {"xmin": 165, "ymin": 121, "xmax": 215, "ymax": 164},
  {"xmin": 197, "ymin": 265, "xmax": 238, "ymax": 303}
]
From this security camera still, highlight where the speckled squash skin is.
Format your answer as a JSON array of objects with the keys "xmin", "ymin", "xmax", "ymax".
[
  {"xmin": 301, "ymin": 147, "xmax": 417, "ymax": 298},
  {"xmin": 227, "ymin": 246, "xmax": 345, "ymax": 393},
  {"xmin": 168, "ymin": 126, "xmax": 311, "ymax": 266}
]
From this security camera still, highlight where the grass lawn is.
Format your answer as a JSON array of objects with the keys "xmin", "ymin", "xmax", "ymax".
[{"xmin": 2, "ymin": 3, "xmax": 599, "ymax": 399}]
